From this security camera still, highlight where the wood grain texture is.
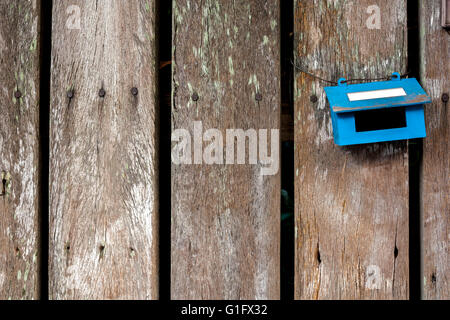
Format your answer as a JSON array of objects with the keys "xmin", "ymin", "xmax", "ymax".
[
  {"xmin": 419, "ymin": 0, "xmax": 449, "ymax": 300},
  {"xmin": 294, "ymin": 0, "xmax": 409, "ymax": 299},
  {"xmin": 171, "ymin": 0, "xmax": 280, "ymax": 299},
  {"xmin": 0, "ymin": 0, "xmax": 40, "ymax": 300},
  {"xmin": 49, "ymin": 0, "xmax": 158, "ymax": 299}
]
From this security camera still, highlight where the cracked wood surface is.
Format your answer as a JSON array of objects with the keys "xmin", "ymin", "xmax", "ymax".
[
  {"xmin": 0, "ymin": 0, "xmax": 41, "ymax": 300},
  {"xmin": 49, "ymin": 0, "xmax": 158, "ymax": 299},
  {"xmin": 171, "ymin": 0, "xmax": 280, "ymax": 299},
  {"xmin": 419, "ymin": 0, "xmax": 449, "ymax": 300},
  {"xmin": 294, "ymin": 0, "xmax": 409, "ymax": 299}
]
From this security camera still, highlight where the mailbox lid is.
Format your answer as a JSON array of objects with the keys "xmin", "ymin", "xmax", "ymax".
[{"xmin": 324, "ymin": 77, "xmax": 431, "ymax": 113}]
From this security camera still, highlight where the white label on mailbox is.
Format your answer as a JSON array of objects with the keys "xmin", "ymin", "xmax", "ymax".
[{"xmin": 347, "ymin": 88, "xmax": 407, "ymax": 101}]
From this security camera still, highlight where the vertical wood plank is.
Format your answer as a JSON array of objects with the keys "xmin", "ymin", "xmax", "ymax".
[
  {"xmin": 0, "ymin": 0, "xmax": 41, "ymax": 300},
  {"xmin": 171, "ymin": 0, "xmax": 280, "ymax": 299},
  {"xmin": 419, "ymin": 0, "xmax": 449, "ymax": 300},
  {"xmin": 294, "ymin": 0, "xmax": 409, "ymax": 299},
  {"xmin": 49, "ymin": 1, "xmax": 159, "ymax": 299}
]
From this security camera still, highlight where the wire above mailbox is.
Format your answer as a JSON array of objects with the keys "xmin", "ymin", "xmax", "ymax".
[{"xmin": 324, "ymin": 72, "xmax": 432, "ymax": 146}]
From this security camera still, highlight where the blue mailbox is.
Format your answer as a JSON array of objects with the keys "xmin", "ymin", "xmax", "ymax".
[{"xmin": 324, "ymin": 72, "xmax": 431, "ymax": 146}]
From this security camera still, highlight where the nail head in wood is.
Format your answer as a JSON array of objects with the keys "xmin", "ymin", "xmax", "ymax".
[
  {"xmin": 67, "ymin": 89, "xmax": 74, "ymax": 99},
  {"xmin": 255, "ymin": 92, "xmax": 262, "ymax": 101},
  {"xmin": 191, "ymin": 92, "xmax": 199, "ymax": 101},
  {"xmin": 442, "ymin": 93, "xmax": 449, "ymax": 103},
  {"xmin": 131, "ymin": 87, "xmax": 139, "ymax": 96},
  {"xmin": 310, "ymin": 95, "xmax": 318, "ymax": 103},
  {"xmin": 14, "ymin": 90, "xmax": 22, "ymax": 99},
  {"xmin": 99, "ymin": 88, "xmax": 106, "ymax": 98}
]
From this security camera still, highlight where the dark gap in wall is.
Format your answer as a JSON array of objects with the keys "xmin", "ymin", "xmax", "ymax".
[
  {"xmin": 39, "ymin": 0, "xmax": 53, "ymax": 300},
  {"xmin": 158, "ymin": 0, "xmax": 172, "ymax": 300},
  {"xmin": 280, "ymin": 0, "xmax": 294, "ymax": 300},
  {"xmin": 407, "ymin": 0, "xmax": 421, "ymax": 301}
]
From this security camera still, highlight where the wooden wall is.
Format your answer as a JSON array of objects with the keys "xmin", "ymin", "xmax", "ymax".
[{"xmin": 0, "ymin": 0, "xmax": 447, "ymax": 300}]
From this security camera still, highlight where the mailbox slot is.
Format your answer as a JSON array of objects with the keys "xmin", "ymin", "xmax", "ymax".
[{"xmin": 354, "ymin": 107, "xmax": 407, "ymax": 132}]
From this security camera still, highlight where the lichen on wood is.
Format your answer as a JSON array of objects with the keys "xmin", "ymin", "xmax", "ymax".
[
  {"xmin": 0, "ymin": 0, "xmax": 41, "ymax": 300},
  {"xmin": 171, "ymin": 0, "xmax": 281, "ymax": 299}
]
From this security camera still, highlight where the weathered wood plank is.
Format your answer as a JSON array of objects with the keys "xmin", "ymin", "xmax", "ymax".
[
  {"xmin": 49, "ymin": 0, "xmax": 159, "ymax": 299},
  {"xmin": 0, "ymin": 0, "xmax": 41, "ymax": 300},
  {"xmin": 294, "ymin": 0, "xmax": 409, "ymax": 299},
  {"xmin": 419, "ymin": 0, "xmax": 449, "ymax": 300},
  {"xmin": 171, "ymin": 0, "xmax": 280, "ymax": 299}
]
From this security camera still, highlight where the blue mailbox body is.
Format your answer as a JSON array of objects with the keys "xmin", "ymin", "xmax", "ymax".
[{"xmin": 324, "ymin": 72, "xmax": 431, "ymax": 146}]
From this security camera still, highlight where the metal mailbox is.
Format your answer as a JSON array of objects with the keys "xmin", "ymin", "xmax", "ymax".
[{"xmin": 324, "ymin": 72, "xmax": 431, "ymax": 146}]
